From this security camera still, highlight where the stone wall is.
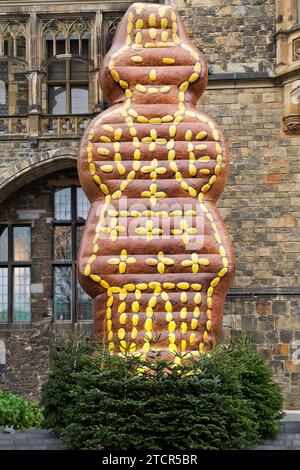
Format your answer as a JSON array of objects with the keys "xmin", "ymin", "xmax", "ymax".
[
  {"xmin": 199, "ymin": 84, "xmax": 300, "ymax": 408},
  {"xmin": 180, "ymin": 0, "xmax": 276, "ymax": 74},
  {"xmin": 0, "ymin": 169, "xmax": 94, "ymax": 398},
  {"xmin": 0, "ymin": 418, "xmax": 300, "ymax": 450}
]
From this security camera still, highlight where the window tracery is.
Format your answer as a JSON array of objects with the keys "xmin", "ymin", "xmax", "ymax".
[
  {"xmin": 41, "ymin": 18, "xmax": 92, "ymax": 115},
  {"xmin": 0, "ymin": 21, "xmax": 28, "ymax": 116},
  {"xmin": 42, "ymin": 18, "xmax": 91, "ymax": 59},
  {"xmin": 0, "ymin": 21, "xmax": 26, "ymax": 59}
]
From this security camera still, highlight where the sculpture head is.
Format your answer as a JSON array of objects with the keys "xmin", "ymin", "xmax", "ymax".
[{"xmin": 100, "ymin": 3, "xmax": 208, "ymax": 107}]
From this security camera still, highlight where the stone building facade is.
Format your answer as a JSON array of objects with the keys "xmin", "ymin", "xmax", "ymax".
[{"xmin": 0, "ymin": 0, "xmax": 299, "ymax": 408}]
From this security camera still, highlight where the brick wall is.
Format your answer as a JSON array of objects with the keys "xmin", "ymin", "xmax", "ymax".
[
  {"xmin": 0, "ymin": 169, "xmax": 94, "ymax": 398},
  {"xmin": 180, "ymin": 0, "xmax": 276, "ymax": 74},
  {"xmin": 199, "ymin": 85, "xmax": 300, "ymax": 408}
]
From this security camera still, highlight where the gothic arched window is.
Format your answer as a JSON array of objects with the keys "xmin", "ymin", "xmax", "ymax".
[
  {"xmin": 42, "ymin": 19, "xmax": 91, "ymax": 115},
  {"xmin": 0, "ymin": 21, "xmax": 28, "ymax": 116}
]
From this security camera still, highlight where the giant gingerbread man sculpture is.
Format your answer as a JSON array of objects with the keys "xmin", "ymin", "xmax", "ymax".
[{"xmin": 78, "ymin": 3, "xmax": 235, "ymax": 363}]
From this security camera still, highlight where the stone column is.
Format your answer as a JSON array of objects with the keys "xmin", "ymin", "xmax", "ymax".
[
  {"xmin": 26, "ymin": 70, "xmax": 42, "ymax": 137},
  {"xmin": 27, "ymin": 11, "xmax": 41, "ymax": 136},
  {"xmin": 92, "ymin": 8, "xmax": 102, "ymax": 113},
  {"xmin": 91, "ymin": 68, "xmax": 103, "ymax": 113},
  {"xmin": 27, "ymin": 70, "xmax": 41, "ymax": 113}
]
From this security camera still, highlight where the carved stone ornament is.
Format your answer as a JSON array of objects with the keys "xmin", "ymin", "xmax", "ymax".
[
  {"xmin": 284, "ymin": 114, "xmax": 300, "ymax": 133},
  {"xmin": 78, "ymin": 3, "xmax": 235, "ymax": 362},
  {"xmin": 293, "ymin": 38, "xmax": 300, "ymax": 61}
]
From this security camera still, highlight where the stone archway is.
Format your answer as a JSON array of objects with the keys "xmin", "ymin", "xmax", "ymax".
[{"xmin": 0, "ymin": 149, "xmax": 78, "ymax": 203}]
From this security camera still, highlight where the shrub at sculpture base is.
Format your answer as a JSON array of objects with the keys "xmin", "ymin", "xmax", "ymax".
[{"xmin": 41, "ymin": 336, "xmax": 283, "ymax": 450}]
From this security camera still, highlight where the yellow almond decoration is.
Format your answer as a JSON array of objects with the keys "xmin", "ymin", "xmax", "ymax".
[
  {"xmin": 131, "ymin": 55, "xmax": 143, "ymax": 63},
  {"xmin": 149, "ymin": 13, "xmax": 156, "ymax": 27},
  {"xmin": 149, "ymin": 28, "xmax": 157, "ymax": 39},
  {"xmin": 118, "ymin": 302, "xmax": 126, "ymax": 314},
  {"xmin": 97, "ymin": 147, "xmax": 110, "ymax": 155},
  {"xmin": 93, "ymin": 175, "xmax": 101, "ymax": 185},
  {"xmin": 135, "ymin": 32, "xmax": 142, "ymax": 43},
  {"xmin": 149, "ymin": 296, "xmax": 157, "ymax": 308},
  {"xmin": 219, "ymin": 267, "xmax": 228, "ymax": 277},
  {"xmin": 191, "ymin": 283, "xmax": 202, "ymax": 291},
  {"xmin": 100, "ymin": 279, "xmax": 109, "ymax": 289},
  {"xmin": 100, "ymin": 136, "xmax": 111, "ymax": 142},
  {"xmin": 111, "ymin": 69, "xmax": 120, "ymax": 82},
  {"xmin": 194, "ymin": 307, "xmax": 200, "ymax": 318},
  {"xmin": 163, "ymin": 57, "xmax": 175, "ymax": 64},
  {"xmin": 149, "ymin": 69, "xmax": 157, "ymax": 81},
  {"xmin": 166, "ymin": 312, "xmax": 173, "ymax": 322},
  {"xmin": 213, "ymin": 129, "xmax": 219, "ymax": 141},
  {"xmin": 181, "ymin": 292, "xmax": 188, "ymax": 303},
  {"xmin": 148, "ymin": 87, "xmax": 158, "ymax": 94},
  {"xmin": 185, "ymin": 130, "xmax": 193, "ymax": 141},
  {"xmin": 136, "ymin": 18, "xmax": 143, "ymax": 29},
  {"xmin": 181, "ymin": 322, "xmax": 187, "ymax": 334},
  {"xmin": 161, "ymin": 18, "xmax": 168, "ymax": 29},
  {"xmin": 169, "ymin": 333, "xmax": 176, "ymax": 344},
  {"xmin": 189, "ymin": 333, "xmax": 196, "ymax": 344},
  {"xmin": 180, "ymin": 308, "xmax": 187, "ymax": 320},
  {"xmin": 177, "ymin": 282, "xmax": 190, "ymax": 290},
  {"xmin": 169, "ymin": 125, "xmax": 177, "ymax": 137},
  {"xmin": 100, "ymin": 165, "xmax": 113, "ymax": 172},
  {"xmin": 131, "ymin": 327, "xmax": 138, "ymax": 339},
  {"xmin": 84, "ymin": 265, "xmax": 90, "ymax": 276},
  {"xmin": 162, "ymin": 115, "xmax": 173, "ymax": 122},
  {"xmin": 145, "ymin": 318, "xmax": 152, "ymax": 332},
  {"xmin": 118, "ymin": 328, "xmax": 126, "ymax": 340},
  {"xmin": 163, "ymin": 282, "xmax": 175, "ymax": 289},
  {"xmin": 136, "ymin": 283, "xmax": 147, "ymax": 290},
  {"xmin": 135, "ymin": 83, "xmax": 147, "ymax": 93},
  {"xmin": 207, "ymin": 287, "xmax": 214, "ymax": 297},
  {"xmin": 189, "ymin": 72, "xmax": 199, "ymax": 83},
  {"xmin": 161, "ymin": 31, "xmax": 168, "ymax": 41}
]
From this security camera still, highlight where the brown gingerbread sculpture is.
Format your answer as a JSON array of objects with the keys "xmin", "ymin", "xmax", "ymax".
[{"xmin": 78, "ymin": 2, "xmax": 235, "ymax": 363}]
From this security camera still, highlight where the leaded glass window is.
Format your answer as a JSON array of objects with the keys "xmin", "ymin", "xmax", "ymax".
[
  {"xmin": 53, "ymin": 187, "xmax": 92, "ymax": 322},
  {"xmin": 44, "ymin": 23, "xmax": 90, "ymax": 115},
  {"xmin": 0, "ymin": 224, "xmax": 31, "ymax": 322}
]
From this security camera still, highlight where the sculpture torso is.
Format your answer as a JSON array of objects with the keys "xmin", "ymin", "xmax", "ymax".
[{"xmin": 78, "ymin": 3, "xmax": 234, "ymax": 362}]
